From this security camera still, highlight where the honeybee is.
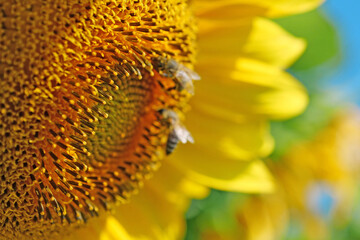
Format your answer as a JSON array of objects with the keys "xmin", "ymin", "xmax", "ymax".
[
  {"xmin": 153, "ymin": 57, "xmax": 200, "ymax": 95},
  {"xmin": 166, "ymin": 124, "xmax": 194, "ymax": 155},
  {"xmin": 159, "ymin": 109, "xmax": 194, "ymax": 155}
]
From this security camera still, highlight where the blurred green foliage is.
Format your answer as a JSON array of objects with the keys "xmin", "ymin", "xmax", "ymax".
[
  {"xmin": 185, "ymin": 191, "xmax": 245, "ymax": 240},
  {"xmin": 329, "ymin": 189, "xmax": 360, "ymax": 240}
]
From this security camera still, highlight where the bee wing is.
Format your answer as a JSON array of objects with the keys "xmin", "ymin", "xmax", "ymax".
[
  {"xmin": 161, "ymin": 109, "xmax": 179, "ymax": 121},
  {"xmin": 187, "ymin": 68, "xmax": 201, "ymax": 81},
  {"xmin": 174, "ymin": 64, "xmax": 200, "ymax": 94},
  {"xmin": 176, "ymin": 64, "xmax": 201, "ymax": 81},
  {"xmin": 181, "ymin": 64, "xmax": 201, "ymax": 81},
  {"xmin": 175, "ymin": 71, "xmax": 194, "ymax": 94},
  {"xmin": 183, "ymin": 81, "xmax": 195, "ymax": 95},
  {"xmin": 174, "ymin": 125, "xmax": 194, "ymax": 144}
]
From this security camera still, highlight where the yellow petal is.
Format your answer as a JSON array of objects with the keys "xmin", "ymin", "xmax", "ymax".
[
  {"xmin": 65, "ymin": 212, "xmax": 132, "ymax": 240},
  {"xmin": 192, "ymin": 0, "xmax": 324, "ymax": 19},
  {"xmin": 111, "ymin": 183, "xmax": 186, "ymax": 240},
  {"xmin": 198, "ymin": 17, "xmax": 305, "ymax": 69},
  {"xmin": 195, "ymin": 57, "xmax": 308, "ymax": 120},
  {"xmin": 184, "ymin": 109, "xmax": 274, "ymax": 161},
  {"xmin": 193, "ymin": 1, "xmax": 267, "ymax": 20},
  {"xmin": 231, "ymin": 58, "xmax": 309, "ymax": 119},
  {"xmin": 170, "ymin": 141, "xmax": 275, "ymax": 192},
  {"xmin": 100, "ymin": 216, "xmax": 133, "ymax": 240},
  {"xmin": 249, "ymin": 0, "xmax": 325, "ymax": 17},
  {"xmin": 197, "ymin": 16, "xmax": 306, "ymax": 77},
  {"xmin": 241, "ymin": 18, "xmax": 306, "ymax": 68},
  {"xmin": 150, "ymin": 162, "xmax": 210, "ymax": 204}
]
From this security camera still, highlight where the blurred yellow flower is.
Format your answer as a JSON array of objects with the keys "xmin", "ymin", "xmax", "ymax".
[
  {"xmin": 202, "ymin": 108, "xmax": 360, "ymax": 240},
  {"xmin": 0, "ymin": 0, "xmax": 321, "ymax": 239},
  {"xmin": 273, "ymin": 108, "xmax": 360, "ymax": 240}
]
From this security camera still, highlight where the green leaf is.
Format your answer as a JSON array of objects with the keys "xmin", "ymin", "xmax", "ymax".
[{"xmin": 275, "ymin": 9, "xmax": 340, "ymax": 70}]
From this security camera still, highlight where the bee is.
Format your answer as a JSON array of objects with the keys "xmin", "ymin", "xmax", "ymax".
[
  {"xmin": 153, "ymin": 57, "xmax": 201, "ymax": 95},
  {"xmin": 158, "ymin": 109, "xmax": 194, "ymax": 155},
  {"xmin": 166, "ymin": 123, "xmax": 194, "ymax": 155}
]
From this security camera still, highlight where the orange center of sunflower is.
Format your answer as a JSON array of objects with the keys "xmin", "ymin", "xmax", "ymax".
[{"xmin": 0, "ymin": 0, "xmax": 197, "ymax": 239}]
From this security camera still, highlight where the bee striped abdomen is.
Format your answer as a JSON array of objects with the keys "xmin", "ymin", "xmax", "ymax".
[{"xmin": 166, "ymin": 130, "xmax": 180, "ymax": 155}]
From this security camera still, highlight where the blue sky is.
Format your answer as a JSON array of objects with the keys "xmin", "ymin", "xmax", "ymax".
[{"xmin": 322, "ymin": 0, "xmax": 360, "ymax": 103}]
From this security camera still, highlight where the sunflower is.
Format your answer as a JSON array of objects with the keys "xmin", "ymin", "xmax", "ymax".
[
  {"xmin": 201, "ymin": 108, "xmax": 360, "ymax": 240},
  {"xmin": 0, "ymin": 0, "xmax": 320, "ymax": 240}
]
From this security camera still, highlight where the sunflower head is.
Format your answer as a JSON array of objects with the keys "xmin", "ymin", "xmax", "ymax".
[{"xmin": 0, "ymin": 0, "xmax": 198, "ymax": 239}]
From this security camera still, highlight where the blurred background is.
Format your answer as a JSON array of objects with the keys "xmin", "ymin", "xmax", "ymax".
[{"xmin": 185, "ymin": 0, "xmax": 360, "ymax": 239}]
